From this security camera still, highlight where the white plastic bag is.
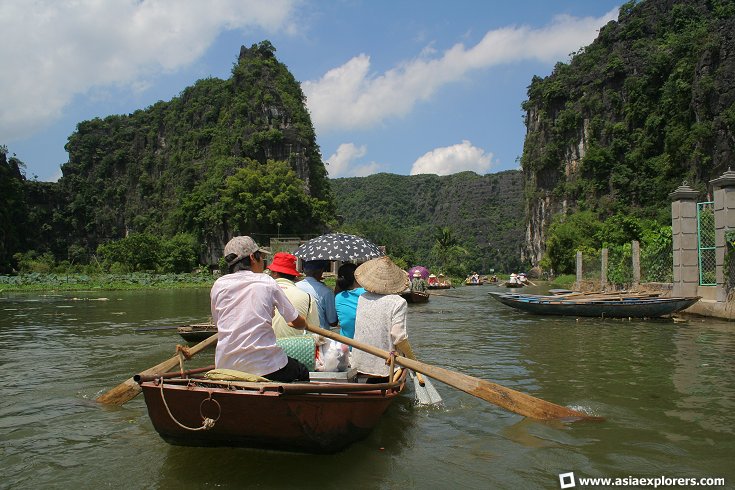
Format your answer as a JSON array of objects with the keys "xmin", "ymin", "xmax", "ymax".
[{"xmin": 316, "ymin": 339, "xmax": 350, "ymax": 372}]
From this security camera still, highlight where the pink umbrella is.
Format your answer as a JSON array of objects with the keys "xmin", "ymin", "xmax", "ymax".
[{"xmin": 407, "ymin": 265, "xmax": 430, "ymax": 279}]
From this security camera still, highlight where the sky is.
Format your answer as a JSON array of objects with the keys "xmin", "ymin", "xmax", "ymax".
[{"xmin": 0, "ymin": 0, "xmax": 621, "ymax": 182}]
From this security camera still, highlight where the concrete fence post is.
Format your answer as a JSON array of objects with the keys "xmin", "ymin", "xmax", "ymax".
[
  {"xmin": 575, "ymin": 251, "xmax": 583, "ymax": 290},
  {"xmin": 632, "ymin": 240, "xmax": 640, "ymax": 288},
  {"xmin": 669, "ymin": 184, "xmax": 700, "ymax": 297},
  {"xmin": 601, "ymin": 248, "xmax": 608, "ymax": 291}
]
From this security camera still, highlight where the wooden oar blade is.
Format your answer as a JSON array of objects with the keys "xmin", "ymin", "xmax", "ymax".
[{"xmin": 96, "ymin": 334, "xmax": 218, "ymax": 406}]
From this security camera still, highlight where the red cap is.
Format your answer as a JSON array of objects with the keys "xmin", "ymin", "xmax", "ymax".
[{"xmin": 268, "ymin": 252, "xmax": 300, "ymax": 276}]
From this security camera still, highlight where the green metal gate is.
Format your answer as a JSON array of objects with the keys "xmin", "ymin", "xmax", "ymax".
[{"xmin": 697, "ymin": 201, "xmax": 716, "ymax": 286}]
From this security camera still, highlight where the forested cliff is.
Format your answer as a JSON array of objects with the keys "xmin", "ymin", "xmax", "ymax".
[
  {"xmin": 521, "ymin": 0, "xmax": 735, "ymax": 266},
  {"xmin": 56, "ymin": 41, "xmax": 332, "ymax": 264}
]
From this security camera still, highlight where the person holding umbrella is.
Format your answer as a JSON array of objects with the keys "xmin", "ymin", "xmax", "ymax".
[
  {"xmin": 296, "ymin": 260, "xmax": 338, "ymax": 330},
  {"xmin": 351, "ymin": 256, "xmax": 419, "ymax": 383}
]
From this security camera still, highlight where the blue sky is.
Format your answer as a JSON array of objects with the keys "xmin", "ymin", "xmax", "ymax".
[{"xmin": 0, "ymin": 0, "xmax": 620, "ymax": 182}]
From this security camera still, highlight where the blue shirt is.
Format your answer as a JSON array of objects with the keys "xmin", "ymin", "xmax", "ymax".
[
  {"xmin": 296, "ymin": 276, "xmax": 338, "ymax": 328},
  {"xmin": 335, "ymin": 287, "xmax": 366, "ymax": 339}
]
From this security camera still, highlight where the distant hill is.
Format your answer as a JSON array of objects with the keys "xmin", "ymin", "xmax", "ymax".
[{"xmin": 330, "ymin": 170, "xmax": 526, "ymax": 272}]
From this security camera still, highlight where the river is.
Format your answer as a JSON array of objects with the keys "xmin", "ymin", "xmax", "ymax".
[{"xmin": 1, "ymin": 285, "xmax": 732, "ymax": 489}]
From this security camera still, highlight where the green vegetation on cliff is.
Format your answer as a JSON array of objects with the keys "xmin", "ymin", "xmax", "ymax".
[
  {"xmin": 331, "ymin": 170, "xmax": 526, "ymax": 273},
  {"xmin": 1, "ymin": 42, "xmax": 334, "ymax": 273},
  {"xmin": 522, "ymin": 0, "xmax": 735, "ymax": 271}
]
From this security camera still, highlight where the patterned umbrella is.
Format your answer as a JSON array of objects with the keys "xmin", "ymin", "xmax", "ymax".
[
  {"xmin": 293, "ymin": 233, "xmax": 384, "ymax": 262},
  {"xmin": 408, "ymin": 265, "xmax": 430, "ymax": 279}
]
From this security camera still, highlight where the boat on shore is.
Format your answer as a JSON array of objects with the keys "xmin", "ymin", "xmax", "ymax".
[
  {"xmin": 401, "ymin": 290, "xmax": 430, "ymax": 303},
  {"xmin": 489, "ymin": 292, "xmax": 700, "ymax": 318},
  {"xmin": 137, "ymin": 368, "xmax": 407, "ymax": 453}
]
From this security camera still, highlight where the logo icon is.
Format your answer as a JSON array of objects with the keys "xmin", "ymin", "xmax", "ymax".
[{"xmin": 559, "ymin": 472, "xmax": 576, "ymax": 489}]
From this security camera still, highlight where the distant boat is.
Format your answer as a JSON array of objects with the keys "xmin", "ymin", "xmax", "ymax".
[
  {"xmin": 177, "ymin": 324, "xmax": 217, "ymax": 342},
  {"xmin": 401, "ymin": 290, "xmax": 430, "ymax": 303},
  {"xmin": 428, "ymin": 284, "xmax": 451, "ymax": 290},
  {"xmin": 503, "ymin": 281, "xmax": 523, "ymax": 288},
  {"xmin": 489, "ymin": 292, "xmax": 700, "ymax": 318}
]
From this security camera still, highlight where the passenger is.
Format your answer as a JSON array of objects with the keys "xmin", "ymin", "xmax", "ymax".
[
  {"xmin": 509, "ymin": 273, "xmax": 518, "ymax": 284},
  {"xmin": 334, "ymin": 263, "xmax": 366, "ymax": 341},
  {"xmin": 410, "ymin": 270, "xmax": 427, "ymax": 292},
  {"xmin": 296, "ymin": 260, "xmax": 338, "ymax": 330},
  {"xmin": 267, "ymin": 252, "xmax": 320, "ymax": 338},
  {"xmin": 210, "ymin": 236, "xmax": 309, "ymax": 382},
  {"xmin": 427, "ymin": 274, "xmax": 438, "ymax": 286},
  {"xmin": 352, "ymin": 256, "xmax": 418, "ymax": 383}
]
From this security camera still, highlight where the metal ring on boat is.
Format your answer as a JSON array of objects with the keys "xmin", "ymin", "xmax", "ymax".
[{"xmin": 200, "ymin": 392, "xmax": 221, "ymax": 423}]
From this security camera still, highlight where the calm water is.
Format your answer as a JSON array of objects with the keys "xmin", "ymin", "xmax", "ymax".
[{"xmin": 1, "ymin": 285, "xmax": 733, "ymax": 489}]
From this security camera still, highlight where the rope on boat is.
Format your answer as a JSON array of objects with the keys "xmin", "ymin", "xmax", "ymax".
[{"xmin": 158, "ymin": 378, "xmax": 220, "ymax": 431}]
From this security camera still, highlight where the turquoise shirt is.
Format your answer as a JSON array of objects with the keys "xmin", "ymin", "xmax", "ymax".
[{"xmin": 335, "ymin": 287, "xmax": 366, "ymax": 340}]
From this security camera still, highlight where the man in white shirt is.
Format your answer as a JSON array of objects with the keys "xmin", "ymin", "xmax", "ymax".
[
  {"xmin": 210, "ymin": 236, "xmax": 309, "ymax": 382},
  {"xmin": 295, "ymin": 260, "xmax": 338, "ymax": 330}
]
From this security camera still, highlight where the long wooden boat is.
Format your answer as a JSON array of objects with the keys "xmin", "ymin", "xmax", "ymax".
[
  {"xmin": 177, "ymin": 324, "xmax": 217, "ymax": 342},
  {"xmin": 489, "ymin": 292, "xmax": 700, "ymax": 318},
  {"xmin": 503, "ymin": 281, "xmax": 523, "ymax": 288},
  {"xmin": 464, "ymin": 280, "xmax": 484, "ymax": 286},
  {"xmin": 401, "ymin": 290, "xmax": 430, "ymax": 303},
  {"xmin": 138, "ymin": 369, "xmax": 407, "ymax": 453}
]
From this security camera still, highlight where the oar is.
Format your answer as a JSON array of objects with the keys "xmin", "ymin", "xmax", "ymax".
[
  {"xmin": 429, "ymin": 291, "xmax": 466, "ymax": 299},
  {"xmin": 305, "ymin": 324, "xmax": 601, "ymax": 421},
  {"xmin": 134, "ymin": 325, "xmax": 184, "ymax": 332},
  {"xmin": 96, "ymin": 333, "xmax": 218, "ymax": 405}
]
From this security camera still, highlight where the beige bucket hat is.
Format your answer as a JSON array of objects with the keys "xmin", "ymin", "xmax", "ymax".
[{"xmin": 355, "ymin": 256, "xmax": 409, "ymax": 295}]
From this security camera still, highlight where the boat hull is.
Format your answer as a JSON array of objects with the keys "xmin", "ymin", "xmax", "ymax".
[
  {"xmin": 401, "ymin": 291, "xmax": 430, "ymax": 303},
  {"xmin": 490, "ymin": 293, "xmax": 700, "ymax": 318},
  {"xmin": 177, "ymin": 325, "xmax": 217, "ymax": 342},
  {"xmin": 140, "ymin": 377, "xmax": 405, "ymax": 453}
]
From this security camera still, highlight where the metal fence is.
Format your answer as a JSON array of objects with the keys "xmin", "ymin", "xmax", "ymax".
[
  {"xmin": 697, "ymin": 202, "xmax": 716, "ymax": 286},
  {"xmin": 577, "ymin": 240, "xmax": 673, "ymax": 290}
]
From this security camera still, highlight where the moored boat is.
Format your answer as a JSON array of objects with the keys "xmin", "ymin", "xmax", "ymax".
[
  {"xmin": 137, "ymin": 368, "xmax": 407, "ymax": 453},
  {"xmin": 489, "ymin": 292, "xmax": 700, "ymax": 318}
]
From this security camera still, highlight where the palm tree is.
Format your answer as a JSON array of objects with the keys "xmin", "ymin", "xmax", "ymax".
[{"xmin": 431, "ymin": 226, "xmax": 467, "ymax": 272}]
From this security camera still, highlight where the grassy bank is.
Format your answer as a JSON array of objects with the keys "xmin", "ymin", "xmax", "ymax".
[{"xmin": 0, "ymin": 272, "xmax": 215, "ymax": 292}]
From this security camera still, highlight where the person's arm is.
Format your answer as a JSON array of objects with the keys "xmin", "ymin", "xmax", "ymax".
[{"xmin": 288, "ymin": 314, "xmax": 308, "ymax": 330}]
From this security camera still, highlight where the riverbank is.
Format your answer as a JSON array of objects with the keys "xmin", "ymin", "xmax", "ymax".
[{"xmin": 0, "ymin": 272, "xmax": 215, "ymax": 292}]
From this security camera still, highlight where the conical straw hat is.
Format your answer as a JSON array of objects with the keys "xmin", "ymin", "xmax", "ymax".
[{"xmin": 355, "ymin": 256, "xmax": 409, "ymax": 295}]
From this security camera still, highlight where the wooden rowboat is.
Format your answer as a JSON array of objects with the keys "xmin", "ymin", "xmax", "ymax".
[
  {"xmin": 177, "ymin": 324, "xmax": 217, "ymax": 342},
  {"xmin": 503, "ymin": 281, "xmax": 523, "ymax": 288},
  {"xmin": 489, "ymin": 292, "xmax": 700, "ymax": 318},
  {"xmin": 137, "ymin": 369, "xmax": 407, "ymax": 453},
  {"xmin": 427, "ymin": 284, "xmax": 451, "ymax": 289},
  {"xmin": 401, "ymin": 290, "xmax": 430, "ymax": 303}
]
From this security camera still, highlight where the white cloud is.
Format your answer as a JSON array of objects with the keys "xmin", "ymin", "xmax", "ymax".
[
  {"xmin": 325, "ymin": 142, "xmax": 382, "ymax": 178},
  {"xmin": 0, "ymin": 0, "xmax": 298, "ymax": 142},
  {"xmin": 410, "ymin": 140, "xmax": 493, "ymax": 176},
  {"xmin": 303, "ymin": 9, "xmax": 617, "ymax": 132}
]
